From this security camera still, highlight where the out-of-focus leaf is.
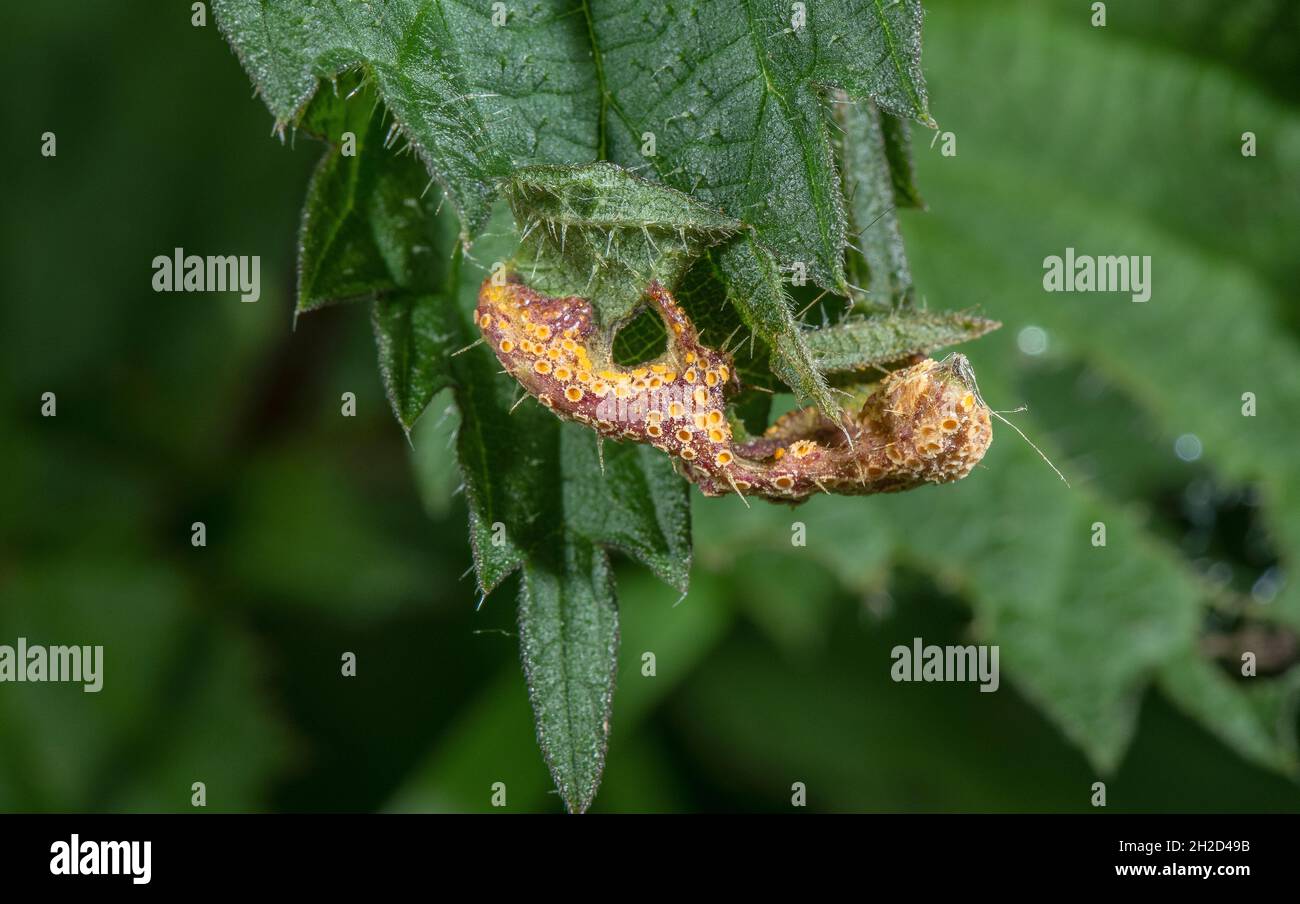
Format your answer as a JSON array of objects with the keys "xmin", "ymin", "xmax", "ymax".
[
  {"xmin": 914, "ymin": 2, "xmax": 1300, "ymax": 628},
  {"xmin": 221, "ymin": 450, "xmax": 431, "ymax": 619},
  {"xmin": 673, "ymin": 593, "xmax": 1300, "ymax": 811},
  {"xmin": 384, "ymin": 569, "xmax": 732, "ymax": 812},
  {"xmin": 0, "ymin": 559, "xmax": 288, "ymax": 811},
  {"xmin": 694, "ymin": 415, "xmax": 1205, "ymax": 773},
  {"xmin": 1106, "ymin": 0, "xmax": 1300, "ymax": 107},
  {"xmin": 383, "ymin": 667, "xmax": 548, "ymax": 814},
  {"xmin": 1158, "ymin": 646, "xmax": 1300, "ymax": 778},
  {"xmin": 921, "ymin": 0, "xmax": 1300, "ymax": 306},
  {"xmin": 880, "ymin": 110, "xmax": 924, "ymax": 210}
]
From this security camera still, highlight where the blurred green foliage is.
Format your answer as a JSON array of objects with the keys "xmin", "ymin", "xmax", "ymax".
[{"xmin": 1, "ymin": 0, "xmax": 1298, "ymax": 812}]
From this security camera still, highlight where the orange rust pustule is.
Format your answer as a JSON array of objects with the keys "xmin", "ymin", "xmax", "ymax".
[
  {"xmin": 688, "ymin": 357, "xmax": 993, "ymax": 499},
  {"xmin": 476, "ymin": 276, "xmax": 735, "ymax": 460},
  {"xmin": 475, "ymin": 274, "xmax": 993, "ymax": 503}
]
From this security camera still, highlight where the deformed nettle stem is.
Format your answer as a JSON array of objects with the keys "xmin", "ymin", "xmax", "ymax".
[{"xmin": 476, "ymin": 274, "xmax": 992, "ymax": 503}]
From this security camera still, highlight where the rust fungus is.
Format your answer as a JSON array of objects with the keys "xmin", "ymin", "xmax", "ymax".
[{"xmin": 477, "ymin": 274, "xmax": 993, "ymax": 503}]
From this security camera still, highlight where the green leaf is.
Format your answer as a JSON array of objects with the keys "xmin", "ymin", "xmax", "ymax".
[
  {"xmin": 880, "ymin": 108, "xmax": 924, "ymax": 210},
  {"xmin": 296, "ymin": 87, "xmax": 396, "ymax": 311},
  {"xmin": 562, "ymin": 431, "xmax": 692, "ymax": 595},
  {"xmin": 836, "ymin": 94, "xmax": 919, "ymax": 306},
  {"xmin": 585, "ymin": 0, "xmax": 935, "ymax": 415},
  {"xmin": 504, "ymin": 162, "xmax": 740, "ymax": 329},
  {"xmin": 371, "ymin": 292, "xmax": 458, "ymax": 431},
  {"xmin": 0, "ymin": 558, "xmax": 288, "ymax": 810},
  {"xmin": 297, "ymin": 83, "xmax": 463, "ymax": 430},
  {"xmin": 226, "ymin": 1, "xmax": 950, "ymax": 427},
  {"xmin": 590, "ymin": 0, "xmax": 931, "ymax": 292},
  {"xmin": 718, "ymin": 237, "xmax": 837, "ymax": 413},
  {"xmin": 518, "ymin": 534, "xmax": 619, "ymax": 814},
  {"xmin": 1158, "ymin": 646, "xmax": 1300, "ymax": 778},
  {"xmin": 447, "ymin": 218, "xmax": 692, "ymax": 808},
  {"xmin": 408, "ymin": 389, "xmax": 463, "ymax": 520},
  {"xmin": 299, "ymin": 141, "xmax": 694, "ymax": 808},
  {"xmin": 211, "ymin": 0, "xmax": 600, "ymax": 237},
  {"xmin": 805, "ymin": 309, "xmax": 1000, "ymax": 375},
  {"xmin": 686, "ymin": 0, "xmax": 1300, "ymax": 778}
]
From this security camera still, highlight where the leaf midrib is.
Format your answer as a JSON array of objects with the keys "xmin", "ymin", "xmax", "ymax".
[{"xmin": 580, "ymin": 0, "xmax": 609, "ymax": 160}]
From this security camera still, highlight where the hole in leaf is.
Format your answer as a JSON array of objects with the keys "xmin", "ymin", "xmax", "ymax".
[{"xmin": 612, "ymin": 306, "xmax": 667, "ymax": 366}]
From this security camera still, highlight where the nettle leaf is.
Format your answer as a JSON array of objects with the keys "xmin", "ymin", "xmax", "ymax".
[
  {"xmin": 588, "ymin": 0, "xmax": 931, "ymax": 411},
  {"xmin": 451, "ymin": 215, "xmax": 691, "ymax": 810},
  {"xmin": 222, "ymin": 0, "xmax": 973, "ymax": 812},
  {"xmin": 297, "ymin": 84, "xmax": 461, "ymax": 431},
  {"xmin": 297, "ymin": 111, "xmax": 691, "ymax": 807},
  {"xmin": 212, "ymin": 0, "xmax": 599, "ymax": 237},
  {"xmin": 806, "ymin": 309, "xmax": 1000, "ymax": 375},
  {"xmin": 518, "ymin": 534, "xmax": 618, "ymax": 815},
  {"xmin": 836, "ymin": 93, "xmax": 919, "ymax": 307},
  {"xmin": 226, "ymin": 0, "xmax": 951, "ymax": 425},
  {"xmin": 504, "ymin": 162, "xmax": 740, "ymax": 330},
  {"xmin": 371, "ymin": 293, "xmax": 460, "ymax": 430},
  {"xmin": 297, "ymin": 85, "xmax": 398, "ymax": 310},
  {"xmin": 718, "ymin": 237, "xmax": 837, "ymax": 413},
  {"xmin": 561, "ymin": 429, "xmax": 691, "ymax": 594},
  {"xmin": 501, "ymin": 162, "xmax": 886, "ymax": 428},
  {"xmin": 590, "ymin": 0, "xmax": 930, "ymax": 291},
  {"xmin": 408, "ymin": 390, "xmax": 463, "ymax": 520}
]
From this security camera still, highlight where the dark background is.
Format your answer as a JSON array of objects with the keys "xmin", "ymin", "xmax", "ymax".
[{"xmin": 2, "ymin": 0, "xmax": 1299, "ymax": 812}]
